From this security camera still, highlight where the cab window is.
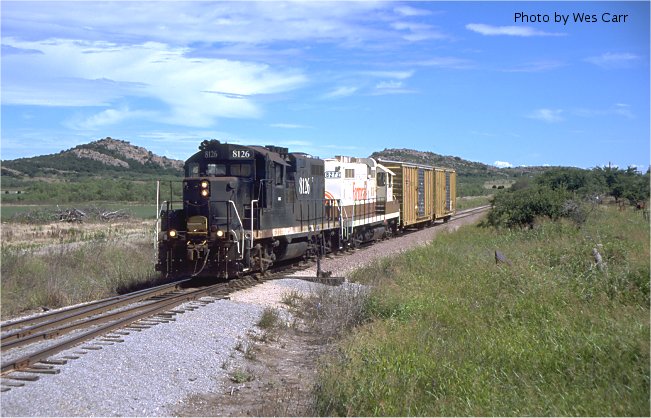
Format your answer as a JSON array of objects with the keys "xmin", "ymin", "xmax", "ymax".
[
  {"xmin": 187, "ymin": 163, "xmax": 200, "ymax": 177},
  {"xmin": 206, "ymin": 163, "xmax": 226, "ymax": 176},
  {"xmin": 275, "ymin": 163, "xmax": 284, "ymax": 185},
  {"xmin": 231, "ymin": 163, "xmax": 252, "ymax": 177},
  {"xmin": 377, "ymin": 172, "xmax": 386, "ymax": 187}
]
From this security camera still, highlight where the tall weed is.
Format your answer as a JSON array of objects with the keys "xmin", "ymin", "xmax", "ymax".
[{"xmin": 1, "ymin": 240, "xmax": 158, "ymax": 319}]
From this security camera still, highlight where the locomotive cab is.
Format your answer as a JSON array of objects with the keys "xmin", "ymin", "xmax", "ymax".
[{"xmin": 157, "ymin": 140, "xmax": 260, "ymax": 278}]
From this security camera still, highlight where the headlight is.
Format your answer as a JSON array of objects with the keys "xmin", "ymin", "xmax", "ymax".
[
  {"xmin": 200, "ymin": 179, "xmax": 210, "ymax": 198},
  {"xmin": 168, "ymin": 229, "xmax": 177, "ymax": 238},
  {"xmin": 216, "ymin": 230, "xmax": 224, "ymax": 238}
]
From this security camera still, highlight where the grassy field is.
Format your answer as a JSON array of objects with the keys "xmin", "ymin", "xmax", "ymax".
[
  {"xmin": 456, "ymin": 195, "xmax": 492, "ymax": 211},
  {"xmin": 0, "ymin": 203, "xmax": 159, "ymax": 222},
  {"xmin": 0, "ymin": 220, "xmax": 163, "ymax": 319},
  {"xmin": 315, "ymin": 206, "xmax": 650, "ymax": 416}
]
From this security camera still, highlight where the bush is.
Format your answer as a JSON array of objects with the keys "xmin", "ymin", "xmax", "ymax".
[{"xmin": 483, "ymin": 186, "xmax": 570, "ymax": 228}]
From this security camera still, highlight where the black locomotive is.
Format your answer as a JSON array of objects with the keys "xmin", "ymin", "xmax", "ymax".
[{"xmin": 156, "ymin": 140, "xmax": 338, "ymax": 278}]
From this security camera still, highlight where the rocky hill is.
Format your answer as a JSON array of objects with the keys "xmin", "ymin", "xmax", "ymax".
[
  {"xmin": 370, "ymin": 148, "xmax": 552, "ymax": 178},
  {"xmin": 1, "ymin": 137, "xmax": 184, "ymax": 179},
  {"xmin": 370, "ymin": 148, "xmax": 504, "ymax": 177}
]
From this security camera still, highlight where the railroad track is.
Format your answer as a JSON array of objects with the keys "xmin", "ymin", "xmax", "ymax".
[
  {"xmin": 0, "ymin": 204, "xmax": 489, "ymax": 388},
  {"xmin": 450, "ymin": 204, "xmax": 490, "ymax": 221},
  {"xmin": 0, "ymin": 275, "xmax": 268, "ymax": 377}
]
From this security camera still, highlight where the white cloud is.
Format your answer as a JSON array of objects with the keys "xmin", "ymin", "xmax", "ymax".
[
  {"xmin": 270, "ymin": 123, "xmax": 308, "ymax": 129},
  {"xmin": 573, "ymin": 103, "xmax": 635, "ymax": 119},
  {"xmin": 361, "ymin": 70, "xmax": 414, "ymax": 80},
  {"xmin": 585, "ymin": 52, "xmax": 640, "ymax": 68},
  {"xmin": 494, "ymin": 161, "xmax": 513, "ymax": 168},
  {"xmin": 1, "ymin": 2, "xmax": 438, "ymax": 50},
  {"xmin": 528, "ymin": 108, "xmax": 564, "ymax": 123},
  {"xmin": 66, "ymin": 107, "xmax": 151, "ymax": 130},
  {"xmin": 372, "ymin": 80, "xmax": 416, "ymax": 95},
  {"xmin": 391, "ymin": 21, "xmax": 448, "ymax": 41},
  {"xmin": 376, "ymin": 80, "xmax": 404, "ymax": 90},
  {"xmin": 2, "ymin": 38, "xmax": 307, "ymax": 127},
  {"xmin": 466, "ymin": 23, "xmax": 562, "ymax": 37},
  {"xmin": 322, "ymin": 86, "xmax": 359, "ymax": 99},
  {"xmin": 394, "ymin": 6, "xmax": 432, "ymax": 17},
  {"xmin": 502, "ymin": 60, "xmax": 564, "ymax": 72},
  {"xmin": 416, "ymin": 57, "xmax": 474, "ymax": 70}
]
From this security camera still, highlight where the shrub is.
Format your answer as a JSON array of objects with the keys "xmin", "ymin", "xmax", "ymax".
[
  {"xmin": 483, "ymin": 186, "xmax": 569, "ymax": 228},
  {"xmin": 257, "ymin": 307, "xmax": 280, "ymax": 330}
]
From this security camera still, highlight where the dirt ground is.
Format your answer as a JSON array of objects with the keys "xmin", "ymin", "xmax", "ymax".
[
  {"xmin": 173, "ymin": 324, "xmax": 328, "ymax": 417},
  {"xmin": 0, "ymin": 220, "xmax": 154, "ymax": 249}
]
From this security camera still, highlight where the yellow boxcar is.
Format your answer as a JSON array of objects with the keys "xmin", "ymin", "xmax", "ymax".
[
  {"xmin": 380, "ymin": 159, "xmax": 456, "ymax": 227},
  {"xmin": 434, "ymin": 168, "xmax": 456, "ymax": 221},
  {"xmin": 379, "ymin": 160, "xmax": 433, "ymax": 227}
]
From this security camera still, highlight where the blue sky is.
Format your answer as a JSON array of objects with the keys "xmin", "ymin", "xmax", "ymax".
[{"xmin": 1, "ymin": 1, "xmax": 649, "ymax": 171}]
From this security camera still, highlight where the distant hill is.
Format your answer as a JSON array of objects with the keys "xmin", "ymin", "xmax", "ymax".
[
  {"xmin": 370, "ymin": 148, "xmax": 561, "ymax": 196},
  {"xmin": 0, "ymin": 138, "xmax": 559, "ymax": 203},
  {"xmin": 1, "ymin": 137, "xmax": 184, "ymax": 180},
  {"xmin": 371, "ymin": 148, "xmax": 504, "ymax": 177},
  {"xmin": 370, "ymin": 148, "xmax": 553, "ymax": 178}
]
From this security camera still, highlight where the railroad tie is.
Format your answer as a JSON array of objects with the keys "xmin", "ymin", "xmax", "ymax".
[
  {"xmin": 2, "ymin": 374, "xmax": 40, "ymax": 382},
  {"xmin": 136, "ymin": 321, "xmax": 160, "ymax": 326},
  {"xmin": 39, "ymin": 359, "xmax": 68, "ymax": 365},
  {"xmin": 153, "ymin": 317, "xmax": 175, "ymax": 322},
  {"xmin": 22, "ymin": 368, "xmax": 60, "ymax": 375},
  {"xmin": 1, "ymin": 380, "xmax": 25, "ymax": 387},
  {"xmin": 101, "ymin": 338, "xmax": 125, "ymax": 343},
  {"xmin": 25, "ymin": 364, "xmax": 54, "ymax": 370}
]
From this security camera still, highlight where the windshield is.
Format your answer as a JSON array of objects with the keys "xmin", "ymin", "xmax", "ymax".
[
  {"xmin": 193, "ymin": 162, "xmax": 252, "ymax": 177},
  {"xmin": 207, "ymin": 163, "xmax": 227, "ymax": 176},
  {"xmin": 230, "ymin": 163, "xmax": 252, "ymax": 177}
]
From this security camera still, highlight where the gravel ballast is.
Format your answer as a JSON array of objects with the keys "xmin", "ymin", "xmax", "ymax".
[{"xmin": 1, "ymin": 211, "xmax": 485, "ymax": 416}]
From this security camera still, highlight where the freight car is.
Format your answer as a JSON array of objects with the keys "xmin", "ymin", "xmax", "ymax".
[
  {"xmin": 156, "ymin": 140, "xmax": 406, "ymax": 279},
  {"xmin": 377, "ymin": 159, "xmax": 456, "ymax": 227}
]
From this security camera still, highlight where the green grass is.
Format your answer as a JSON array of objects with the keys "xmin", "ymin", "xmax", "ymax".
[
  {"xmin": 315, "ymin": 207, "xmax": 650, "ymax": 416},
  {"xmin": 257, "ymin": 307, "xmax": 280, "ymax": 330},
  {"xmin": 1, "ymin": 239, "xmax": 161, "ymax": 319},
  {"xmin": 456, "ymin": 195, "xmax": 492, "ymax": 211}
]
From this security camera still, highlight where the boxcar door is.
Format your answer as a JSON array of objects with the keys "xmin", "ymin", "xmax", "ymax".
[{"xmin": 417, "ymin": 168, "xmax": 425, "ymax": 217}]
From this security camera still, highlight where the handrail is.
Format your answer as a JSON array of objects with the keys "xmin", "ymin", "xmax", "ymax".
[
  {"xmin": 228, "ymin": 200, "xmax": 245, "ymax": 259},
  {"xmin": 250, "ymin": 199, "xmax": 258, "ymax": 249}
]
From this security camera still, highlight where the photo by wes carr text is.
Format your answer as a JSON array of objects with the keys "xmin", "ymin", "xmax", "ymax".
[{"xmin": 515, "ymin": 12, "xmax": 629, "ymax": 25}]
